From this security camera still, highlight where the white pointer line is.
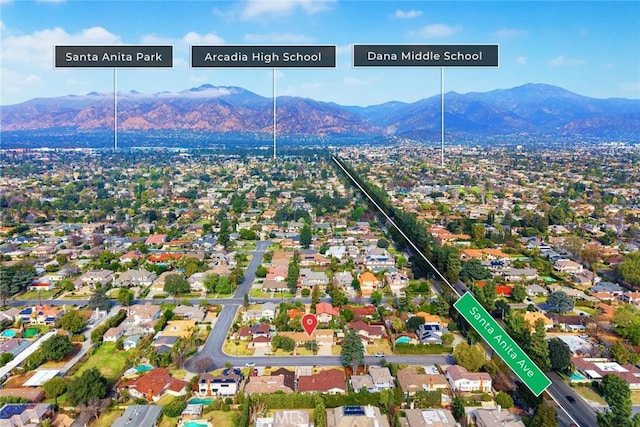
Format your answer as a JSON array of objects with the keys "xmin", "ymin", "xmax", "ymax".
[
  {"xmin": 332, "ymin": 155, "xmax": 460, "ymax": 298},
  {"xmin": 333, "ymin": 154, "xmax": 585, "ymax": 427}
]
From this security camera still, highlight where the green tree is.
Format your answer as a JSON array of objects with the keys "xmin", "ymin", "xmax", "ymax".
[
  {"xmin": 452, "ymin": 397, "xmax": 465, "ymax": 422},
  {"xmin": 271, "ymin": 335, "xmax": 296, "ymax": 352},
  {"xmin": 548, "ymin": 338, "xmax": 571, "ymax": 372},
  {"xmin": 495, "ymin": 391, "xmax": 514, "ymax": 409},
  {"xmin": 164, "ymin": 274, "xmax": 189, "ymax": 297},
  {"xmin": 203, "ymin": 274, "xmax": 219, "ymax": 293},
  {"xmin": 0, "ymin": 353, "xmax": 14, "ymax": 367},
  {"xmin": 116, "ymin": 288, "xmax": 134, "ymax": 311},
  {"xmin": 40, "ymin": 335, "xmax": 73, "ymax": 362},
  {"xmin": 511, "ymin": 284, "xmax": 527, "ymax": 303},
  {"xmin": 88, "ymin": 289, "xmax": 111, "ymax": 310},
  {"xmin": 452, "ymin": 342, "xmax": 486, "ymax": 372},
  {"xmin": 459, "ymin": 259, "xmax": 492, "ymax": 283},
  {"xmin": 0, "ymin": 263, "xmax": 36, "ymax": 305},
  {"xmin": 547, "ymin": 291, "xmax": 574, "ymax": 313},
  {"xmin": 311, "ymin": 285, "xmax": 320, "ymax": 307},
  {"xmin": 598, "ymin": 374, "xmax": 632, "ymax": 426},
  {"xmin": 57, "ymin": 309, "xmax": 87, "ymax": 335},
  {"xmin": 341, "ymin": 328, "xmax": 364, "ymax": 373},
  {"xmin": 531, "ymin": 403, "xmax": 558, "ymax": 427},
  {"xmin": 43, "ymin": 377, "xmax": 68, "ymax": 406},
  {"xmin": 66, "ymin": 368, "xmax": 108, "ymax": 406},
  {"xmin": 530, "ymin": 319, "xmax": 551, "ymax": 372},
  {"xmin": 619, "ymin": 252, "xmax": 640, "ymax": 287},
  {"xmin": 610, "ymin": 341, "xmax": 640, "ymax": 365},
  {"xmin": 300, "ymin": 224, "xmax": 312, "ymax": 249},
  {"xmin": 255, "ymin": 266, "xmax": 268, "ymax": 278},
  {"xmin": 163, "ymin": 396, "xmax": 187, "ymax": 417},
  {"xmin": 614, "ymin": 305, "xmax": 640, "ymax": 345}
]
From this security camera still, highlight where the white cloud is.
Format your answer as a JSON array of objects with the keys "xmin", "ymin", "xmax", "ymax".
[
  {"xmin": 392, "ymin": 10, "xmax": 423, "ymax": 19},
  {"xmin": 1, "ymin": 67, "xmax": 43, "ymax": 95},
  {"xmin": 417, "ymin": 23, "xmax": 462, "ymax": 38},
  {"xmin": 241, "ymin": 0, "xmax": 335, "ymax": 19},
  {"xmin": 516, "ymin": 56, "xmax": 527, "ymax": 64},
  {"xmin": 548, "ymin": 55, "xmax": 586, "ymax": 66},
  {"xmin": 494, "ymin": 28, "xmax": 525, "ymax": 39},
  {"xmin": 244, "ymin": 33, "xmax": 313, "ymax": 43},
  {"xmin": 183, "ymin": 31, "xmax": 224, "ymax": 45},
  {"xmin": 1, "ymin": 26, "xmax": 121, "ymax": 68},
  {"xmin": 620, "ymin": 82, "xmax": 640, "ymax": 94}
]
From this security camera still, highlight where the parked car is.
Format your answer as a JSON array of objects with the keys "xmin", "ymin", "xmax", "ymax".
[{"xmin": 374, "ymin": 352, "xmax": 385, "ymax": 357}]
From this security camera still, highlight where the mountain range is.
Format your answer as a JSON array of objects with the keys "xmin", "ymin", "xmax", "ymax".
[{"xmin": 2, "ymin": 83, "xmax": 639, "ymax": 140}]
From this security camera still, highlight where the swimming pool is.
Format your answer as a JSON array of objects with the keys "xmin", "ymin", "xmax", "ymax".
[
  {"xmin": 395, "ymin": 336, "xmax": 411, "ymax": 344},
  {"xmin": 135, "ymin": 364, "xmax": 154, "ymax": 373},
  {"xmin": 188, "ymin": 398, "xmax": 213, "ymax": 405},
  {"xmin": 183, "ymin": 421, "xmax": 211, "ymax": 427},
  {"xmin": 1, "ymin": 330, "xmax": 16, "ymax": 338},
  {"xmin": 571, "ymin": 372, "xmax": 587, "ymax": 381}
]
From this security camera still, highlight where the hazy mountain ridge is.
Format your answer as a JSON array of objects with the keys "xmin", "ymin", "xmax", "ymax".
[{"xmin": 2, "ymin": 83, "xmax": 639, "ymax": 139}]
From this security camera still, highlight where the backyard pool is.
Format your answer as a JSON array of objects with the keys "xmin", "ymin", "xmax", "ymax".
[
  {"xmin": 183, "ymin": 421, "xmax": 211, "ymax": 427},
  {"xmin": 395, "ymin": 336, "xmax": 411, "ymax": 344},
  {"xmin": 188, "ymin": 398, "xmax": 213, "ymax": 405},
  {"xmin": 1, "ymin": 330, "xmax": 16, "ymax": 338},
  {"xmin": 135, "ymin": 364, "xmax": 154, "ymax": 373},
  {"xmin": 571, "ymin": 372, "xmax": 587, "ymax": 381}
]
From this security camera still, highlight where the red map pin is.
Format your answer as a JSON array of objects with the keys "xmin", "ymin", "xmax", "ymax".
[{"xmin": 302, "ymin": 314, "xmax": 318, "ymax": 336}]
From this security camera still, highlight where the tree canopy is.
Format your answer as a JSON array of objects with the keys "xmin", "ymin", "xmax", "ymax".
[
  {"xmin": 452, "ymin": 342, "xmax": 486, "ymax": 372},
  {"xmin": 66, "ymin": 368, "xmax": 108, "ymax": 406},
  {"xmin": 57, "ymin": 309, "xmax": 87, "ymax": 335},
  {"xmin": 341, "ymin": 328, "xmax": 364, "ymax": 373},
  {"xmin": 546, "ymin": 291, "xmax": 574, "ymax": 313}
]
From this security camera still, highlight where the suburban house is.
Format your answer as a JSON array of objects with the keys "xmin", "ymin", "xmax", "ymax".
[
  {"xmin": 523, "ymin": 312, "xmax": 554, "ymax": 331},
  {"xmin": 78, "ymin": 269, "xmax": 113, "ymax": 290},
  {"xmin": 400, "ymin": 409, "xmax": 457, "ymax": 427},
  {"xmin": 385, "ymin": 272, "xmax": 408, "ymax": 296},
  {"xmin": 242, "ymin": 303, "xmax": 277, "ymax": 323},
  {"xmin": 474, "ymin": 408, "xmax": 525, "ymax": 427},
  {"xmin": 173, "ymin": 305, "xmax": 206, "ymax": 322},
  {"xmin": 198, "ymin": 371, "xmax": 243, "ymax": 396},
  {"xmin": 416, "ymin": 322, "xmax": 448, "ymax": 344},
  {"xmin": 113, "ymin": 269, "xmax": 156, "ymax": 288},
  {"xmin": 350, "ymin": 320, "xmax": 386, "ymax": 342},
  {"xmin": 326, "ymin": 405, "xmax": 390, "ymax": 427},
  {"xmin": 103, "ymin": 326, "xmax": 125, "ymax": 342},
  {"xmin": 572, "ymin": 358, "xmax": 640, "ymax": 390},
  {"xmin": 299, "ymin": 269, "xmax": 329, "ymax": 289},
  {"xmin": 333, "ymin": 271, "xmax": 354, "ymax": 290},
  {"xmin": 118, "ymin": 368, "xmax": 188, "ymax": 402},
  {"xmin": 554, "ymin": 259, "xmax": 583, "ymax": 274},
  {"xmin": 358, "ymin": 272, "xmax": 381, "ymax": 297},
  {"xmin": 445, "ymin": 365, "xmax": 492, "ymax": 393},
  {"xmin": 244, "ymin": 375, "xmax": 294, "ymax": 394},
  {"xmin": 315, "ymin": 302, "xmax": 340, "ymax": 323},
  {"xmin": 298, "ymin": 369, "xmax": 346, "ymax": 394},
  {"xmin": 396, "ymin": 367, "xmax": 449, "ymax": 395}
]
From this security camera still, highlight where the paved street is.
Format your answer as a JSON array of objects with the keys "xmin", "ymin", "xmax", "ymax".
[{"xmin": 546, "ymin": 372, "xmax": 598, "ymax": 427}]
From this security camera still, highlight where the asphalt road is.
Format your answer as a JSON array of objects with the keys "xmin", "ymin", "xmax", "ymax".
[{"xmin": 546, "ymin": 372, "xmax": 598, "ymax": 427}]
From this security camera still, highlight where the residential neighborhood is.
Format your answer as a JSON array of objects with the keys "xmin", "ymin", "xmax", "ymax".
[{"xmin": 0, "ymin": 142, "xmax": 638, "ymax": 427}]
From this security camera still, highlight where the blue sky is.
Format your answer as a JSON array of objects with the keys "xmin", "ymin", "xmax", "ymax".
[{"xmin": 1, "ymin": 0, "xmax": 639, "ymax": 106}]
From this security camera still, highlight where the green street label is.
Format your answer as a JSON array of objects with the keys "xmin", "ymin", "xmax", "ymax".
[{"xmin": 454, "ymin": 293, "xmax": 551, "ymax": 396}]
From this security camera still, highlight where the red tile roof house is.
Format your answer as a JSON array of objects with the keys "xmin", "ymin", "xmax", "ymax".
[
  {"xmin": 350, "ymin": 320, "xmax": 386, "ymax": 343},
  {"xmin": 118, "ymin": 368, "xmax": 188, "ymax": 402},
  {"xmin": 298, "ymin": 369, "xmax": 347, "ymax": 394},
  {"xmin": 315, "ymin": 302, "xmax": 340, "ymax": 324}
]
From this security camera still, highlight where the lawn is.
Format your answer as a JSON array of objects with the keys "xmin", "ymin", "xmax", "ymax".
[
  {"xmin": 16, "ymin": 290, "xmax": 59, "ymax": 300},
  {"xmin": 572, "ymin": 386, "xmax": 607, "ymax": 405},
  {"xmin": 331, "ymin": 345, "xmax": 343, "ymax": 356},
  {"xmin": 93, "ymin": 408, "xmax": 124, "ymax": 427},
  {"xmin": 74, "ymin": 342, "xmax": 129, "ymax": 381},
  {"xmin": 632, "ymin": 392, "xmax": 640, "ymax": 405},
  {"xmin": 223, "ymin": 340, "xmax": 255, "ymax": 356},
  {"xmin": 367, "ymin": 340, "xmax": 392, "ymax": 355},
  {"xmin": 203, "ymin": 410, "xmax": 237, "ymax": 426}
]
